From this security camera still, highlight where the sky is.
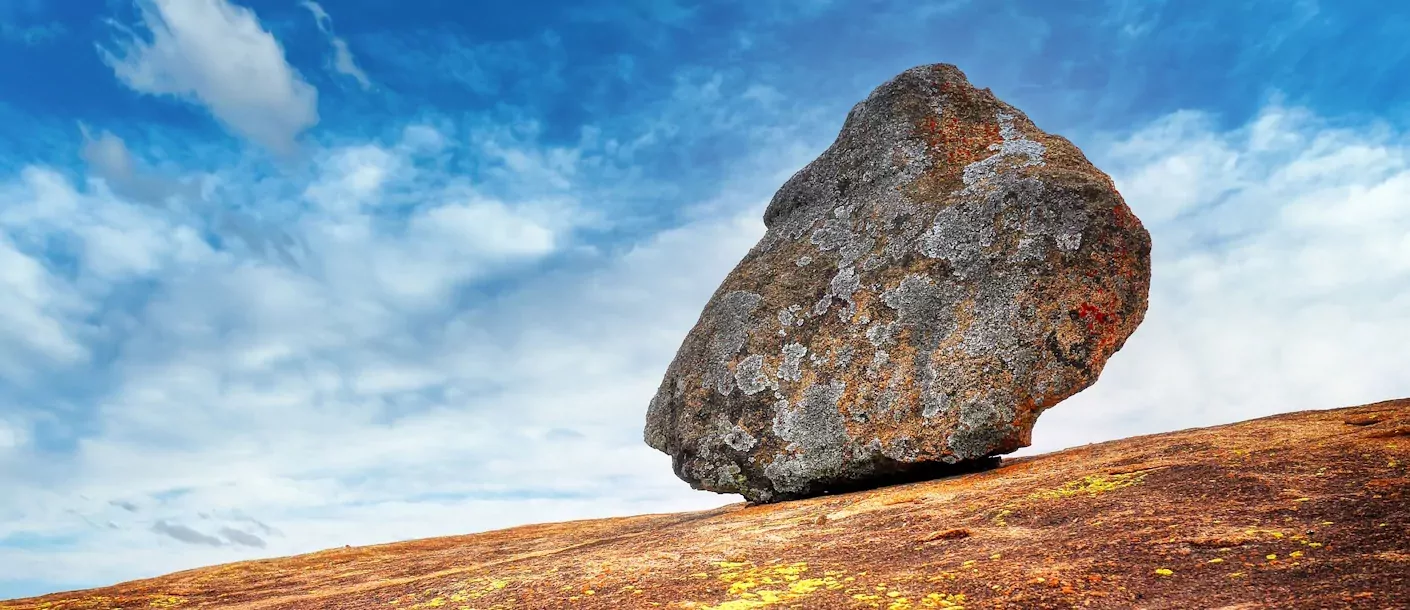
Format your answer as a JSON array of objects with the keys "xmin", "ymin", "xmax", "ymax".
[{"xmin": 1, "ymin": 0, "xmax": 1408, "ymax": 600}]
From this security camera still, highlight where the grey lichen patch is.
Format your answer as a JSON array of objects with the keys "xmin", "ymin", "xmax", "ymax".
[
  {"xmin": 796, "ymin": 255, "xmax": 813, "ymax": 266},
  {"xmin": 704, "ymin": 290, "xmax": 764, "ymax": 396},
  {"xmin": 865, "ymin": 321, "xmax": 897, "ymax": 347},
  {"xmin": 880, "ymin": 275, "xmax": 961, "ymax": 345},
  {"xmin": 829, "ymin": 266, "xmax": 863, "ymax": 321},
  {"xmin": 921, "ymin": 390, "xmax": 951, "ymax": 419},
  {"xmin": 810, "ymin": 218, "xmax": 854, "ymax": 253},
  {"xmin": 723, "ymin": 425, "xmax": 758, "ymax": 452},
  {"xmin": 877, "ymin": 386, "xmax": 900, "ymax": 420},
  {"xmin": 959, "ymin": 277, "xmax": 1030, "ymax": 360},
  {"xmin": 866, "ymin": 349, "xmax": 890, "ymax": 378},
  {"xmin": 779, "ymin": 343, "xmax": 807, "ymax": 382},
  {"xmin": 917, "ymin": 201, "xmax": 997, "ymax": 273},
  {"xmin": 881, "ymin": 436, "xmax": 920, "ymax": 462},
  {"xmin": 733, "ymin": 354, "xmax": 775, "ymax": 395},
  {"xmin": 776, "ymin": 304, "xmax": 805, "ymax": 330},
  {"xmin": 764, "ymin": 380, "xmax": 849, "ymax": 495},
  {"xmin": 834, "ymin": 344, "xmax": 857, "ymax": 370},
  {"xmin": 708, "ymin": 463, "xmax": 745, "ymax": 491},
  {"xmin": 947, "ymin": 397, "xmax": 1018, "ymax": 460},
  {"xmin": 643, "ymin": 392, "xmax": 670, "ymax": 451},
  {"xmin": 1004, "ymin": 181, "xmax": 1091, "ymax": 263}
]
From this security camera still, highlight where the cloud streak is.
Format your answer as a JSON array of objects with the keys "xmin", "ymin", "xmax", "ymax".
[
  {"xmin": 151, "ymin": 521, "xmax": 222, "ymax": 547},
  {"xmin": 218, "ymin": 527, "xmax": 265, "ymax": 548},
  {"xmin": 301, "ymin": 1, "xmax": 372, "ymax": 90}
]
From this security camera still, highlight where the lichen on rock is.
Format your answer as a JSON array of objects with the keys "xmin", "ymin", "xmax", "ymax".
[{"xmin": 644, "ymin": 63, "xmax": 1151, "ymax": 502}]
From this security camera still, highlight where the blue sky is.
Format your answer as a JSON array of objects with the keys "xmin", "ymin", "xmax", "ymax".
[{"xmin": 2, "ymin": 0, "xmax": 1409, "ymax": 600}]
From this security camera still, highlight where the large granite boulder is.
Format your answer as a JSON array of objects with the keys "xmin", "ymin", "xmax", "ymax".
[{"xmin": 644, "ymin": 64, "xmax": 1151, "ymax": 503}]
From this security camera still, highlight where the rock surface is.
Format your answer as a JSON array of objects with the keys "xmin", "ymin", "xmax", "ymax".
[
  {"xmin": 7, "ymin": 400, "xmax": 1407, "ymax": 609},
  {"xmin": 644, "ymin": 64, "xmax": 1152, "ymax": 502}
]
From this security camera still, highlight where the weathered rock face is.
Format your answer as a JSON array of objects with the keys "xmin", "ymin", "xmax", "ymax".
[{"xmin": 644, "ymin": 63, "xmax": 1151, "ymax": 503}]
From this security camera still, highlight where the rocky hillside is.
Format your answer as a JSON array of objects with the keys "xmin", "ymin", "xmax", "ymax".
[{"xmin": 5, "ymin": 399, "xmax": 1407, "ymax": 609}]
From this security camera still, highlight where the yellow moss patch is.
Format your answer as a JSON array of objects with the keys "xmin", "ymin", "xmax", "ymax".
[
  {"xmin": 703, "ymin": 561, "xmax": 845, "ymax": 609},
  {"xmin": 920, "ymin": 592, "xmax": 966, "ymax": 608},
  {"xmin": 696, "ymin": 561, "xmax": 961, "ymax": 609},
  {"xmin": 407, "ymin": 577, "xmax": 514, "ymax": 608},
  {"xmin": 1030, "ymin": 472, "xmax": 1147, "ymax": 500},
  {"xmin": 148, "ymin": 595, "xmax": 187, "ymax": 608}
]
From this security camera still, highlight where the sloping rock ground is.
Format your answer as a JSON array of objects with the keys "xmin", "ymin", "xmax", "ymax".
[{"xmin": 6, "ymin": 399, "xmax": 1407, "ymax": 610}]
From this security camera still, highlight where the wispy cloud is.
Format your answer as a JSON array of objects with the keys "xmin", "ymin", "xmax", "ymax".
[
  {"xmin": 218, "ymin": 527, "xmax": 265, "ymax": 548},
  {"xmin": 301, "ymin": 1, "xmax": 372, "ymax": 90},
  {"xmin": 98, "ymin": 0, "xmax": 318, "ymax": 154},
  {"xmin": 151, "ymin": 521, "xmax": 222, "ymax": 547}
]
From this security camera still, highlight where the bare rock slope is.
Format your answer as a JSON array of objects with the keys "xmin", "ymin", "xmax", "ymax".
[
  {"xmin": 4, "ymin": 400, "xmax": 1407, "ymax": 609},
  {"xmin": 645, "ymin": 63, "xmax": 1151, "ymax": 502}
]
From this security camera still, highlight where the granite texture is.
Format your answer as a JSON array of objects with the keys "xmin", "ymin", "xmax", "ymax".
[{"xmin": 645, "ymin": 63, "xmax": 1151, "ymax": 502}]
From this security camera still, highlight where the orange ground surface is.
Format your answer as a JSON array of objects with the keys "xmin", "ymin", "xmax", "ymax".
[{"xmin": 5, "ymin": 399, "xmax": 1408, "ymax": 609}]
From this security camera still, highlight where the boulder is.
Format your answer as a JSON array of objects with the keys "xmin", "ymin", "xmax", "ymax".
[{"xmin": 644, "ymin": 63, "xmax": 1151, "ymax": 503}]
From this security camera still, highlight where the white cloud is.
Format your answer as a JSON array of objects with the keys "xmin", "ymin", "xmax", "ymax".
[
  {"xmin": 0, "ymin": 180, "xmax": 91, "ymax": 380},
  {"xmin": 302, "ymin": 144, "xmax": 398, "ymax": 213},
  {"xmin": 301, "ymin": 1, "xmax": 372, "ymax": 89},
  {"xmin": 297, "ymin": 137, "xmax": 574, "ymax": 310},
  {"xmin": 0, "ymin": 166, "xmax": 207, "ymax": 282},
  {"xmin": 99, "ymin": 0, "xmax": 319, "ymax": 154},
  {"xmin": 0, "ymin": 418, "xmax": 26, "ymax": 452}
]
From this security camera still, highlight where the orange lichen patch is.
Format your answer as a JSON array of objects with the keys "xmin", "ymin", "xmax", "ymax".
[
  {"xmin": 918, "ymin": 112, "xmax": 1004, "ymax": 169},
  {"xmin": 5, "ymin": 400, "xmax": 1409, "ymax": 609}
]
